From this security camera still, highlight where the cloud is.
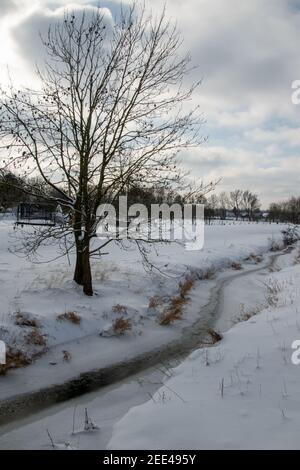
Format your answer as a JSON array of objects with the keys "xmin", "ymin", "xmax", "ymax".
[
  {"xmin": 1, "ymin": 0, "xmax": 300, "ymax": 205},
  {"xmin": 1, "ymin": 0, "xmax": 17, "ymax": 14},
  {"xmin": 246, "ymin": 127, "xmax": 300, "ymax": 148},
  {"xmin": 12, "ymin": 2, "xmax": 114, "ymax": 67}
]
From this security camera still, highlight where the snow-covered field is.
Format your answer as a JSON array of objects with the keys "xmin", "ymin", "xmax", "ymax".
[
  {"xmin": 0, "ymin": 229, "xmax": 299, "ymax": 449},
  {"xmin": 109, "ymin": 246, "xmax": 300, "ymax": 449},
  {"xmin": 0, "ymin": 219, "xmax": 287, "ymax": 380}
]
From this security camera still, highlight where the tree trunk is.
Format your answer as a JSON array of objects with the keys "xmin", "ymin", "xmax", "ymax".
[
  {"xmin": 73, "ymin": 239, "xmax": 93, "ymax": 296},
  {"xmin": 74, "ymin": 239, "xmax": 83, "ymax": 285},
  {"xmin": 82, "ymin": 244, "xmax": 93, "ymax": 296}
]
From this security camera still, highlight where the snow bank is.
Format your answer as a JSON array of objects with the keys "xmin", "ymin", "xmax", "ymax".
[
  {"xmin": 0, "ymin": 220, "xmax": 288, "ymax": 379},
  {"xmin": 109, "ymin": 252, "xmax": 300, "ymax": 449}
]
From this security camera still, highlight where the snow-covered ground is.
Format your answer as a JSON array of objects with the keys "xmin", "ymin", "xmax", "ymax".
[
  {"xmin": 109, "ymin": 245, "xmax": 300, "ymax": 450},
  {"xmin": 0, "ymin": 239, "xmax": 299, "ymax": 449},
  {"xmin": 0, "ymin": 219, "xmax": 287, "ymax": 390},
  {"xmin": 0, "ymin": 220, "xmax": 299, "ymax": 449},
  {"xmin": 0, "ymin": 219, "xmax": 286, "ymax": 359}
]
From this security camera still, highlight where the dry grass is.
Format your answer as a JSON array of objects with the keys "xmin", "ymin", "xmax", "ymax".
[
  {"xmin": 294, "ymin": 249, "xmax": 300, "ymax": 265},
  {"xmin": 0, "ymin": 349, "xmax": 31, "ymax": 375},
  {"xmin": 112, "ymin": 304, "xmax": 128, "ymax": 314},
  {"xmin": 62, "ymin": 350, "xmax": 72, "ymax": 362},
  {"xmin": 14, "ymin": 311, "xmax": 39, "ymax": 328},
  {"xmin": 263, "ymin": 278, "xmax": 283, "ymax": 307},
  {"xmin": 25, "ymin": 329, "xmax": 47, "ymax": 347},
  {"xmin": 112, "ymin": 317, "xmax": 132, "ymax": 335},
  {"xmin": 158, "ymin": 277, "xmax": 194, "ymax": 326},
  {"xmin": 202, "ymin": 329, "xmax": 223, "ymax": 345},
  {"xmin": 179, "ymin": 277, "xmax": 194, "ymax": 297},
  {"xmin": 199, "ymin": 268, "xmax": 215, "ymax": 280},
  {"xmin": 233, "ymin": 303, "xmax": 264, "ymax": 324},
  {"xmin": 270, "ymin": 241, "xmax": 282, "ymax": 252},
  {"xmin": 231, "ymin": 261, "xmax": 242, "ymax": 270},
  {"xmin": 148, "ymin": 296, "xmax": 164, "ymax": 309},
  {"xmin": 57, "ymin": 311, "xmax": 81, "ymax": 325},
  {"xmin": 245, "ymin": 252, "xmax": 263, "ymax": 264},
  {"xmin": 233, "ymin": 278, "xmax": 284, "ymax": 324},
  {"xmin": 158, "ymin": 296, "xmax": 185, "ymax": 326}
]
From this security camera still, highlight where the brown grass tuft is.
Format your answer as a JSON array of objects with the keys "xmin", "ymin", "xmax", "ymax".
[
  {"xmin": 158, "ymin": 276, "xmax": 194, "ymax": 326},
  {"xmin": 231, "ymin": 261, "xmax": 242, "ymax": 270},
  {"xmin": 112, "ymin": 317, "xmax": 132, "ymax": 335},
  {"xmin": 14, "ymin": 311, "xmax": 39, "ymax": 328},
  {"xmin": 179, "ymin": 277, "xmax": 194, "ymax": 297},
  {"xmin": 148, "ymin": 296, "xmax": 164, "ymax": 309},
  {"xmin": 57, "ymin": 311, "xmax": 81, "ymax": 325},
  {"xmin": 25, "ymin": 329, "xmax": 47, "ymax": 347},
  {"xmin": 207, "ymin": 329, "xmax": 223, "ymax": 343},
  {"xmin": 158, "ymin": 297, "xmax": 184, "ymax": 326},
  {"xmin": 199, "ymin": 268, "xmax": 215, "ymax": 280},
  {"xmin": 233, "ymin": 303, "xmax": 263, "ymax": 324},
  {"xmin": 0, "ymin": 349, "xmax": 31, "ymax": 375},
  {"xmin": 62, "ymin": 350, "xmax": 72, "ymax": 362},
  {"xmin": 112, "ymin": 304, "xmax": 128, "ymax": 314},
  {"xmin": 245, "ymin": 253, "xmax": 263, "ymax": 264}
]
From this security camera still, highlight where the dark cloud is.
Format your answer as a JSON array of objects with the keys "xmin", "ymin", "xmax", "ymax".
[
  {"xmin": 4, "ymin": 0, "xmax": 300, "ymax": 204},
  {"xmin": 12, "ymin": 2, "xmax": 114, "ymax": 67}
]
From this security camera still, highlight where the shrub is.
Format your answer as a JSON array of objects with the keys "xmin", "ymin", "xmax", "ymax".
[
  {"xmin": 112, "ymin": 317, "xmax": 131, "ymax": 335},
  {"xmin": 0, "ymin": 348, "xmax": 31, "ymax": 375},
  {"xmin": 14, "ymin": 311, "xmax": 39, "ymax": 328},
  {"xmin": 112, "ymin": 304, "xmax": 127, "ymax": 314},
  {"xmin": 148, "ymin": 296, "xmax": 164, "ymax": 309},
  {"xmin": 25, "ymin": 329, "xmax": 47, "ymax": 347},
  {"xmin": 179, "ymin": 277, "xmax": 194, "ymax": 297},
  {"xmin": 158, "ymin": 296, "xmax": 185, "ymax": 325},
  {"xmin": 62, "ymin": 350, "xmax": 72, "ymax": 362},
  {"xmin": 282, "ymin": 226, "xmax": 299, "ymax": 246},
  {"xmin": 158, "ymin": 276, "xmax": 194, "ymax": 326},
  {"xmin": 231, "ymin": 261, "xmax": 242, "ymax": 270},
  {"xmin": 202, "ymin": 329, "xmax": 223, "ymax": 345},
  {"xmin": 199, "ymin": 268, "xmax": 215, "ymax": 280},
  {"xmin": 245, "ymin": 253, "xmax": 263, "ymax": 264},
  {"xmin": 233, "ymin": 303, "xmax": 264, "ymax": 324},
  {"xmin": 264, "ymin": 278, "xmax": 283, "ymax": 307},
  {"xmin": 294, "ymin": 249, "xmax": 300, "ymax": 265},
  {"xmin": 270, "ymin": 239, "xmax": 283, "ymax": 252},
  {"xmin": 57, "ymin": 311, "xmax": 81, "ymax": 325}
]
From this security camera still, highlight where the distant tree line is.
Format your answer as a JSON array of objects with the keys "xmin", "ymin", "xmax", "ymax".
[
  {"xmin": 3, "ymin": 171, "xmax": 299, "ymax": 225},
  {"xmin": 268, "ymin": 196, "xmax": 300, "ymax": 224},
  {"xmin": 203, "ymin": 189, "xmax": 261, "ymax": 222},
  {"xmin": 0, "ymin": 171, "xmax": 64, "ymax": 211},
  {"xmin": 0, "ymin": 172, "xmax": 261, "ymax": 223}
]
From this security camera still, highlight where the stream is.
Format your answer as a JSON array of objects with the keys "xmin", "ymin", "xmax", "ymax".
[{"xmin": 0, "ymin": 245, "xmax": 295, "ymax": 449}]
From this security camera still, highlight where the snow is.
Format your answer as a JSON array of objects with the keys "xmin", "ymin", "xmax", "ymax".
[
  {"xmin": 0, "ymin": 240, "xmax": 299, "ymax": 449},
  {"xmin": 108, "ymin": 245, "xmax": 300, "ymax": 450},
  {"xmin": 0, "ymin": 219, "xmax": 288, "ymax": 402},
  {"xmin": 0, "ymin": 219, "xmax": 298, "ymax": 449}
]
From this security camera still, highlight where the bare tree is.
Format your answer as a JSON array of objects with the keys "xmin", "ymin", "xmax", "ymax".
[
  {"xmin": 269, "ymin": 196, "xmax": 300, "ymax": 223},
  {"xmin": 0, "ymin": 3, "xmax": 206, "ymax": 295},
  {"xmin": 241, "ymin": 190, "xmax": 260, "ymax": 221},
  {"xmin": 218, "ymin": 191, "xmax": 229, "ymax": 220},
  {"xmin": 229, "ymin": 189, "xmax": 243, "ymax": 220},
  {"xmin": 205, "ymin": 193, "xmax": 218, "ymax": 224}
]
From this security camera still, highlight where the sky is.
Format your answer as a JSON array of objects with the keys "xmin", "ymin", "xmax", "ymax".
[{"xmin": 0, "ymin": 0, "xmax": 300, "ymax": 207}]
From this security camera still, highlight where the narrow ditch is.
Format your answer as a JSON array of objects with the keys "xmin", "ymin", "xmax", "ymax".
[{"xmin": 0, "ymin": 245, "xmax": 294, "ymax": 426}]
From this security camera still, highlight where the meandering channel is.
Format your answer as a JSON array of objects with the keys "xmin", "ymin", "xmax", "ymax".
[{"xmin": 0, "ymin": 244, "xmax": 296, "ymax": 447}]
